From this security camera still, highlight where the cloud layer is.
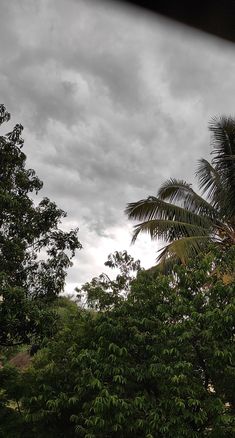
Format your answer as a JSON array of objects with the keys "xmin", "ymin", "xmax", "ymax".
[{"xmin": 1, "ymin": 0, "xmax": 235, "ymax": 290}]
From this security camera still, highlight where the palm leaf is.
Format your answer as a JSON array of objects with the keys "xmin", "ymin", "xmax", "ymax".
[
  {"xmin": 131, "ymin": 219, "xmax": 210, "ymax": 244},
  {"xmin": 210, "ymin": 116, "xmax": 235, "ymax": 162},
  {"xmin": 209, "ymin": 116, "xmax": 235, "ymax": 216},
  {"xmin": 157, "ymin": 235, "xmax": 212, "ymax": 270},
  {"xmin": 196, "ymin": 159, "xmax": 227, "ymax": 209},
  {"xmin": 157, "ymin": 178, "xmax": 217, "ymax": 218},
  {"xmin": 125, "ymin": 197, "xmax": 213, "ymax": 229}
]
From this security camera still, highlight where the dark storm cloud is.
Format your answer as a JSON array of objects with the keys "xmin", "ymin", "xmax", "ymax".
[
  {"xmin": 1, "ymin": 0, "xmax": 235, "ymax": 289},
  {"xmin": 0, "ymin": 0, "xmax": 147, "ymax": 134}
]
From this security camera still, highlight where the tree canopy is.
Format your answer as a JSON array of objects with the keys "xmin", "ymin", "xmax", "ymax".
[
  {"xmin": 1, "ymin": 247, "xmax": 234, "ymax": 437},
  {"xmin": 0, "ymin": 105, "xmax": 82, "ymax": 347},
  {"xmin": 76, "ymin": 250, "xmax": 141, "ymax": 310}
]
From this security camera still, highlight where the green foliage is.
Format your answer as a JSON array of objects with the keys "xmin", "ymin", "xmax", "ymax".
[
  {"xmin": 76, "ymin": 250, "xmax": 141, "ymax": 310},
  {"xmin": 2, "ymin": 247, "xmax": 233, "ymax": 437},
  {"xmin": 0, "ymin": 365, "xmax": 27, "ymax": 438},
  {"xmin": 0, "ymin": 285, "xmax": 57, "ymax": 347},
  {"xmin": 126, "ymin": 117, "xmax": 235, "ymax": 271},
  {"xmin": 0, "ymin": 104, "xmax": 82, "ymax": 347}
]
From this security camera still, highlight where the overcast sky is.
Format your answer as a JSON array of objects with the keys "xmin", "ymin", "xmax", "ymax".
[{"xmin": 1, "ymin": 0, "xmax": 235, "ymax": 293}]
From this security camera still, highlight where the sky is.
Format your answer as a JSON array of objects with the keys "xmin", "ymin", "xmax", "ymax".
[{"xmin": 0, "ymin": 0, "xmax": 235, "ymax": 293}]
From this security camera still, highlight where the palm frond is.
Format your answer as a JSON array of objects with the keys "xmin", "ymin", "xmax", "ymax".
[
  {"xmin": 210, "ymin": 116, "xmax": 235, "ymax": 160},
  {"xmin": 131, "ymin": 219, "xmax": 210, "ymax": 244},
  {"xmin": 157, "ymin": 178, "xmax": 217, "ymax": 218},
  {"xmin": 157, "ymin": 235, "xmax": 212, "ymax": 271},
  {"xmin": 125, "ymin": 197, "xmax": 213, "ymax": 229},
  {"xmin": 196, "ymin": 159, "xmax": 226, "ymax": 208},
  {"xmin": 209, "ymin": 116, "xmax": 235, "ymax": 215}
]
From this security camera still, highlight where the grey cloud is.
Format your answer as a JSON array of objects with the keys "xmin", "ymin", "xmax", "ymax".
[
  {"xmin": 0, "ymin": 0, "xmax": 147, "ymax": 133},
  {"xmin": 1, "ymin": 0, "xmax": 235, "ymax": 289},
  {"xmin": 156, "ymin": 29, "xmax": 235, "ymax": 113}
]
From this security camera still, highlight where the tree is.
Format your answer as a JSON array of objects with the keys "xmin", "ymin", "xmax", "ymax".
[
  {"xmin": 0, "ymin": 296, "xmax": 80, "ymax": 438},
  {"xmin": 76, "ymin": 250, "xmax": 141, "ymax": 310},
  {"xmin": 0, "ymin": 104, "xmax": 82, "ymax": 347},
  {"xmin": 2, "ymin": 247, "xmax": 234, "ymax": 437},
  {"xmin": 126, "ymin": 117, "xmax": 235, "ymax": 271}
]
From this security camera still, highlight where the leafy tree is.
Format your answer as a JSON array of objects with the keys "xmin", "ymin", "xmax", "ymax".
[
  {"xmin": 76, "ymin": 250, "xmax": 141, "ymax": 310},
  {"xmin": 3, "ymin": 247, "xmax": 233, "ymax": 437},
  {"xmin": 126, "ymin": 117, "xmax": 235, "ymax": 271},
  {"xmin": 0, "ymin": 296, "xmax": 80, "ymax": 438},
  {"xmin": 0, "ymin": 365, "xmax": 27, "ymax": 438},
  {"xmin": 0, "ymin": 104, "xmax": 82, "ymax": 347}
]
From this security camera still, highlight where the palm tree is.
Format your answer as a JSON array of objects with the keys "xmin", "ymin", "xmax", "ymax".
[{"xmin": 125, "ymin": 117, "xmax": 235, "ymax": 271}]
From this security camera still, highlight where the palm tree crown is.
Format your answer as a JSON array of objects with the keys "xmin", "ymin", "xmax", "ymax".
[{"xmin": 125, "ymin": 117, "xmax": 235, "ymax": 271}]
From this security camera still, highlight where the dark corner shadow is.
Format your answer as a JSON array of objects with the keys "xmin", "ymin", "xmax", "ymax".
[{"xmin": 110, "ymin": 0, "xmax": 235, "ymax": 43}]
